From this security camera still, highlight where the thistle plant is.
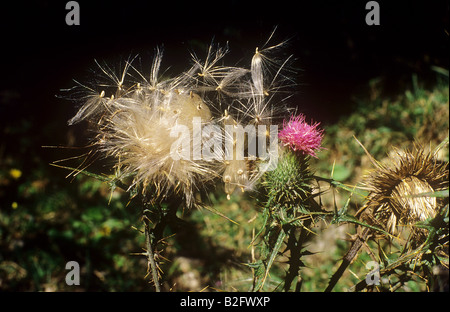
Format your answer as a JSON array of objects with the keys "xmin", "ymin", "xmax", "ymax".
[
  {"xmin": 62, "ymin": 35, "xmax": 297, "ymax": 290},
  {"xmin": 250, "ymin": 114, "xmax": 325, "ymax": 291},
  {"xmin": 56, "ymin": 33, "xmax": 448, "ymax": 292}
]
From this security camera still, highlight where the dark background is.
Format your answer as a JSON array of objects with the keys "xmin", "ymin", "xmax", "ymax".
[{"xmin": 0, "ymin": 0, "xmax": 448, "ymax": 170}]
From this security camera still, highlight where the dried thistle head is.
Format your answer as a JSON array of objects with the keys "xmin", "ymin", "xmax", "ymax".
[
  {"xmin": 66, "ymin": 36, "xmax": 296, "ymax": 206},
  {"xmin": 359, "ymin": 142, "xmax": 449, "ymax": 242},
  {"xmin": 99, "ymin": 91, "xmax": 217, "ymax": 207}
]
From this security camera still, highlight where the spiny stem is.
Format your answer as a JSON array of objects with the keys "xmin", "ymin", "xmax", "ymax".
[
  {"xmin": 283, "ymin": 227, "xmax": 301, "ymax": 291},
  {"xmin": 283, "ymin": 219, "xmax": 311, "ymax": 292},
  {"xmin": 325, "ymin": 227, "xmax": 370, "ymax": 292},
  {"xmin": 144, "ymin": 221, "xmax": 161, "ymax": 292}
]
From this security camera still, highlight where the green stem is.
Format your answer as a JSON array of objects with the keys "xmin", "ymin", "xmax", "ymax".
[
  {"xmin": 283, "ymin": 227, "xmax": 301, "ymax": 291},
  {"xmin": 144, "ymin": 221, "xmax": 161, "ymax": 292}
]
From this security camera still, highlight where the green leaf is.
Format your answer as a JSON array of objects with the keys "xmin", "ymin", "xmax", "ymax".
[
  {"xmin": 334, "ymin": 213, "xmax": 393, "ymax": 238},
  {"xmin": 313, "ymin": 175, "xmax": 368, "ymax": 198},
  {"xmin": 331, "ymin": 164, "xmax": 352, "ymax": 182},
  {"xmin": 254, "ymin": 230, "xmax": 286, "ymax": 291},
  {"xmin": 407, "ymin": 189, "xmax": 449, "ymax": 198},
  {"xmin": 247, "ymin": 261, "xmax": 265, "ymax": 278}
]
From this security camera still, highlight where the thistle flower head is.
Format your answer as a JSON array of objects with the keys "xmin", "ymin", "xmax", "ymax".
[{"xmin": 278, "ymin": 114, "xmax": 324, "ymax": 157}]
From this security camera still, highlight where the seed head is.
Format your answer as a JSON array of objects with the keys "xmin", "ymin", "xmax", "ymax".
[
  {"xmin": 66, "ymin": 37, "xmax": 297, "ymax": 206},
  {"xmin": 359, "ymin": 143, "xmax": 449, "ymax": 243}
]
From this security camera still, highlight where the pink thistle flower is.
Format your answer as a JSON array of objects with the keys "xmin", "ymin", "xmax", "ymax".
[{"xmin": 278, "ymin": 114, "xmax": 324, "ymax": 157}]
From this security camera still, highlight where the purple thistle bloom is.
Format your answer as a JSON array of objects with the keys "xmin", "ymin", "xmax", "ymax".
[{"xmin": 278, "ymin": 114, "xmax": 324, "ymax": 158}]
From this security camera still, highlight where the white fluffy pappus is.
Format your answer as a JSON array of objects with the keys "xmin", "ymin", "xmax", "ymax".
[{"xmin": 66, "ymin": 37, "xmax": 296, "ymax": 207}]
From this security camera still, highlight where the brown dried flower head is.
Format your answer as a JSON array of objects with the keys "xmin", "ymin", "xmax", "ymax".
[{"xmin": 359, "ymin": 142, "xmax": 448, "ymax": 241}]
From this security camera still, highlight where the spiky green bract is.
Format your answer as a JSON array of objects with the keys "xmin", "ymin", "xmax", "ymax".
[{"xmin": 261, "ymin": 148, "xmax": 313, "ymax": 216}]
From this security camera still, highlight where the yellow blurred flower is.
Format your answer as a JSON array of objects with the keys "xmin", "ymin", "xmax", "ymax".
[
  {"xmin": 9, "ymin": 169, "xmax": 22, "ymax": 180},
  {"xmin": 99, "ymin": 225, "xmax": 112, "ymax": 237}
]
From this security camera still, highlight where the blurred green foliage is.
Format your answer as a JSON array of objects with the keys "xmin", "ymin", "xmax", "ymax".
[
  {"xmin": 0, "ymin": 165, "xmax": 149, "ymax": 290},
  {"xmin": 0, "ymin": 74, "xmax": 448, "ymax": 291}
]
